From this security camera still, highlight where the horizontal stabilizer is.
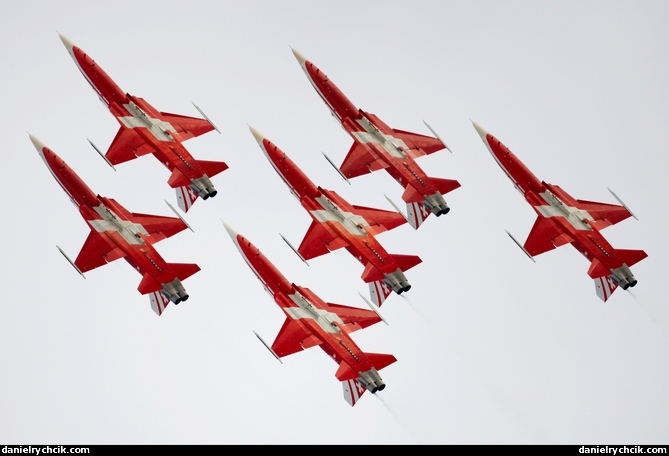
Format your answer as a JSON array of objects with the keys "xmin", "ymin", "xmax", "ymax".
[
  {"xmin": 168, "ymin": 263, "xmax": 201, "ymax": 282},
  {"xmin": 594, "ymin": 276, "xmax": 619, "ymax": 302},
  {"xmin": 401, "ymin": 177, "xmax": 460, "ymax": 205},
  {"xmin": 105, "ymin": 127, "xmax": 155, "ymax": 165},
  {"xmin": 431, "ymin": 176, "xmax": 461, "ymax": 196},
  {"xmin": 617, "ymin": 249, "xmax": 648, "ymax": 268},
  {"xmin": 391, "ymin": 253, "xmax": 423, "ymax": 272},
  {"xmin": 196, "ymin": 159, "xmax": 229, "ymax": 179},
  {"xmin": 361, "ymin": 262, "xmax": 384, "ymax": 283},
  {"xmin": 138, "ymin": 272, "xmax": 162, "ymax": 295},
  {"xmin": 335, "ymin": 360, "xmax": 358, "ymax": 382},
  {"xmin": 158, "ymin": 110, "xmax": 215, "ymax": 140},
  {"xmin": 401, "ymin": 184, "xmax": 423, "ymax": 204},
  {"xmin": 360, "ymin": 254, "xmax": 421, "ymax": 283},
  {"xmin": 167, "ymin": 168, "xmax": 191, "ymax": 189},
  {"xmin": 587, "ymin": 257, "xmax": 609, "ymax": 279},
  {"xmin": 365, "ymin": 352, "xmax": 398, "ymax": 371}
]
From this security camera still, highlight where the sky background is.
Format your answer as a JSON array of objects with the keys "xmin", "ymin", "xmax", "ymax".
[{"xmin": 1, "ymin": 0, "xmax": 668, "ymax": 445}]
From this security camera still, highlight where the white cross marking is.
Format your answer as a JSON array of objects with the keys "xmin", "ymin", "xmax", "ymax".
[
  {"xmin": 285, "ymin": 292, "xmax": 344, "ymax": 334},
  {"xmin": 535, "ymin": 190, "xmax": 594, "ymax": 231},
  {"xmin": 311, "ymin": 196, "xmax": 370, "ymax": 236},
  {"xmin": 89, "ymin": 205, "xmax": 149, "ymax": 245},
  {"xmin": 118, "ymin": 101, "xmax": 177, "ymax": 142}
]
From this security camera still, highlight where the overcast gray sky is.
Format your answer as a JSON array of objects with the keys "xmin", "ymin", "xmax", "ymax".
[{"xmin": 1, "ymin": 0, "xmax": 668, "ymax": 445}]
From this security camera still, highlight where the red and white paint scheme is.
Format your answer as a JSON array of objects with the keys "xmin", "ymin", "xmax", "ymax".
[
  {"xmin": 223, "ymin": 222, "xmax": 396, "ymax": 406},
  {"xmin": 31, "ymin": 134, "xmax": 200, "ymax": 315},
  {"xmin": 59, "ymin": 34, "xmax": 228, "ymax": 213},
  {"xmin": 472, "ymin": 121, "xmax": 647, "ymax": 302},
  {"xmin": 291, "ymin": 48, "xmax": 460, "ymax": 229},
  {"xmin": 250, "ymin": 126, "xmax": 420, "ymax": 307}
]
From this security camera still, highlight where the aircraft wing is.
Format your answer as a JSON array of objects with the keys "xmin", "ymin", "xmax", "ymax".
[
  {"xmin": 158, "ymin": 110, "xmax": 216, "ymax": 140},
  {"xmin": 324, "ymin": 301, "xmax": 383, "ymax": 333},
  {"xmin": 74, "ymin": 230, "xmax": 126, "ymax": 273},
  {"xmin": 105, "ymin": 127, "xmax": 156, "ymax": 165},
  {"xmin": 100, "ymin": 198, "xmax": 189, "ymax": 242},
  {"xmin": 297, "ymin": 220, "xmax": 349, "ymax": 260},
  {"xmin": 574, "ymin": 199, "xmax": 633, "ymax": 230},
  {"xmin": 339, "ymin": 141, "xmax": 388, "ymax": 179},
  {"xmin": 389, "ymin": 127, "xmax": 446, "ymax": 158},
  {"xmin": 523, "ymin": 216, "xmax": 575, "ymax": 257},
  {"xmin": 349, "ymin": 203, "xmax": 407, "ymax": 233},
  {"xmin": 128, "ymin": 212, "xmax": 190, "ymax": 242},
  {"xmin": 271, "ymin": 318, "xmax": 323, "ymax": 358}
]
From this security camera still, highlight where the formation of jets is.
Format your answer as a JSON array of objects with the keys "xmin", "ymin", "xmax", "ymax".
[{"xmin": 32, "ymin": 34, "xmax": 647, "ymax": 406}]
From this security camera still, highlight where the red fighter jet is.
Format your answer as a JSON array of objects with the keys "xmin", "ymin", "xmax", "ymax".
[
  {"xmin": 223, "ymin": 222, "xmax": 396, "ymax": 406},
  {"xmin": 472, "ymin": 121, "xmax": 647, "ymax": 302},
  {"xmin": 31, "ymin": 134, "xmax": 200, "ymax": 315},
  {"xmin": 249, "ymin": 126, "xmax": 421, "ymax": 307},
  {"xmin": 291, "ymin": 48, "xmax": 460, "ymax": 230},
  {"xmin": 59, "ymin": 34, "xmax": 228, "ymax": 213}
]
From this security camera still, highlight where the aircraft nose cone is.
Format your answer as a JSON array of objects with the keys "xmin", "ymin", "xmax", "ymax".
[
  {"xmin": 58, "ymin": 33, "xmax": 75, "ymax": 52},
  {"xmin": 221, "ymin": 220, "xmax": 239, "ymax": 240},
  {"xmin": 28, "ymin": 133, "xmax": 47, "ymax": 153},
  {"xmin": 248, "ymin": 125, "xmax": 266, "ymax": 144},
  {"xmin": 470, "ymin": 119, "xmax": 489, "ymax": 141},
  {"xmin": 291, "ymin": 47, "xmax": 307, "ymax": 66}
]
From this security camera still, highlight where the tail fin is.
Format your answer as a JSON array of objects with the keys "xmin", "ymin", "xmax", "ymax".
[
  {"xmin": 176, "ymin": 185, "xmax": 199, "ymax": 212},
  {"xmin": 342, "ymin": 379, "xmax": 367, "ymax": 407},
  {"xmin": 594, "ymin": 276, "xmax": 619, "ymax": 302},
  {"xmin": 149, "ymin": 291, "xmax": 171, "ymax": 316},
  {"xmin": 406, "ymin": 201, "xmax": 431, "ymax": 230},
  {"xmin": 168, "ymin": 263, "xmax": 201, "ymax": 281},
  {"xmin": 369, "ymin": 280, "xmax": 393, "ymax": 307},
  {"xmin": 617, "ymin": 249, "xmax": 648, "ymax": 268},
  {"xmin": 196, "ymin": 159, "xmax": 229, "ymax": 179}
]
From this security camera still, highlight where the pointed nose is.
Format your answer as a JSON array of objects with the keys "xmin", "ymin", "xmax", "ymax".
[
  {"xmin": 291, "ymin": 47, "xmax": 307, "ymax": 67},
  {"xmin": 248, "ymin": 125, "xmax": 266, "ymax": 144},
  {"xmin": 28, "ymin": 133, "xmax": 47, "ymax": 153},
  {"xmin": 470, "ymin": 119, "xmax": 489, "ymax": 141},
  {"xmin": 58, "ymin": 33, "xmax": 75, "ymax": 52},
  {"xmin": 221, "ymin": 220, "xmax": 239, "ymax": 241}
]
